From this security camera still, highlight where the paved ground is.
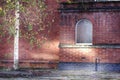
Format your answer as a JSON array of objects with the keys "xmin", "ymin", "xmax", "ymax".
[{"xmin": 0, "ymin": 69, "xmax": 120, "ymax": 80}]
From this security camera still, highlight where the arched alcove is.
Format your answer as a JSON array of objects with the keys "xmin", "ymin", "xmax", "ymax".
[{"xmin": 75, "ymin": 19, "xmax": 93, "ymax": 45}]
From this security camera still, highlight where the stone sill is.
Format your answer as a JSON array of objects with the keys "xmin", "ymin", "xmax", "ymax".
[{"xmin": 59, "ymin": 44, "xmax": 120, "ymax": 48}]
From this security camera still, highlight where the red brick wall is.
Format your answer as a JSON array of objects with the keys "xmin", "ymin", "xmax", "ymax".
[
  {"xmin": 93, "ymin": 12, "xmax": 120, "ymax": 44},
  {"xmin": 60, "ymin": 48, "xmax": 120, "ymax": 63},
  {"xmin": 0, "ymin": 0, "xmax": 61, "ymax": 68},
  {"xmin": 59, "ymin": 2, "xmax": 120, "ymax": 64},
  {"xmin": 0, "ymin": 0, "xmax": 120, "ymax": 69},
  {"xmin": 60, "ymin": 12, "xmax": 120, "ymax": 44}
]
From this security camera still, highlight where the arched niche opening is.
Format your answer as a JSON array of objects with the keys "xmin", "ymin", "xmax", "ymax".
[{"xmin": 75, "ymin": 19, "xmax": 93, "ymax": 45}]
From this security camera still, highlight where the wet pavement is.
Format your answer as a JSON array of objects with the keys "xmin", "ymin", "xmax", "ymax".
[{"xmin": 0, "ymin": 69, "xmax": 120, "ymax": 80}]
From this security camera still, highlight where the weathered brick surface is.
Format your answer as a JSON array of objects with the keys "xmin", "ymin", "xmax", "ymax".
[
  {"xmin": 0, "ymin": 0, "xmax": 120, "ymax": 69},
  {"xmin": 60, "ymin": 48, "xmax": 120, "ymax": 63},
  {"xmin": 0, "ymin": 0, "xmax": 60, "ymax": 68},
  {"xmin": 59, "ymin": 1, "xmax": 120, "ymax": 64},
  {"xmin": 60, "ymin": 12, "xmax": 120, "ymax": 44}
]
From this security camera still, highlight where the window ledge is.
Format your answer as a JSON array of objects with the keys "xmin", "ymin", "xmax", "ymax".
[
  {"xmin": 59, "ymin": 44, "xmax": 120, "ymax": 48},
  {"xmin": 76, "ymin": 43, "xmax": 92, "ymax": 45}
]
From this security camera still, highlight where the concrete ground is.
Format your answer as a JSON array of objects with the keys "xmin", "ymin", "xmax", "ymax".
[{"xmin": 0, "ymin": 69, "xmax": 120, "ymax": 80}]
